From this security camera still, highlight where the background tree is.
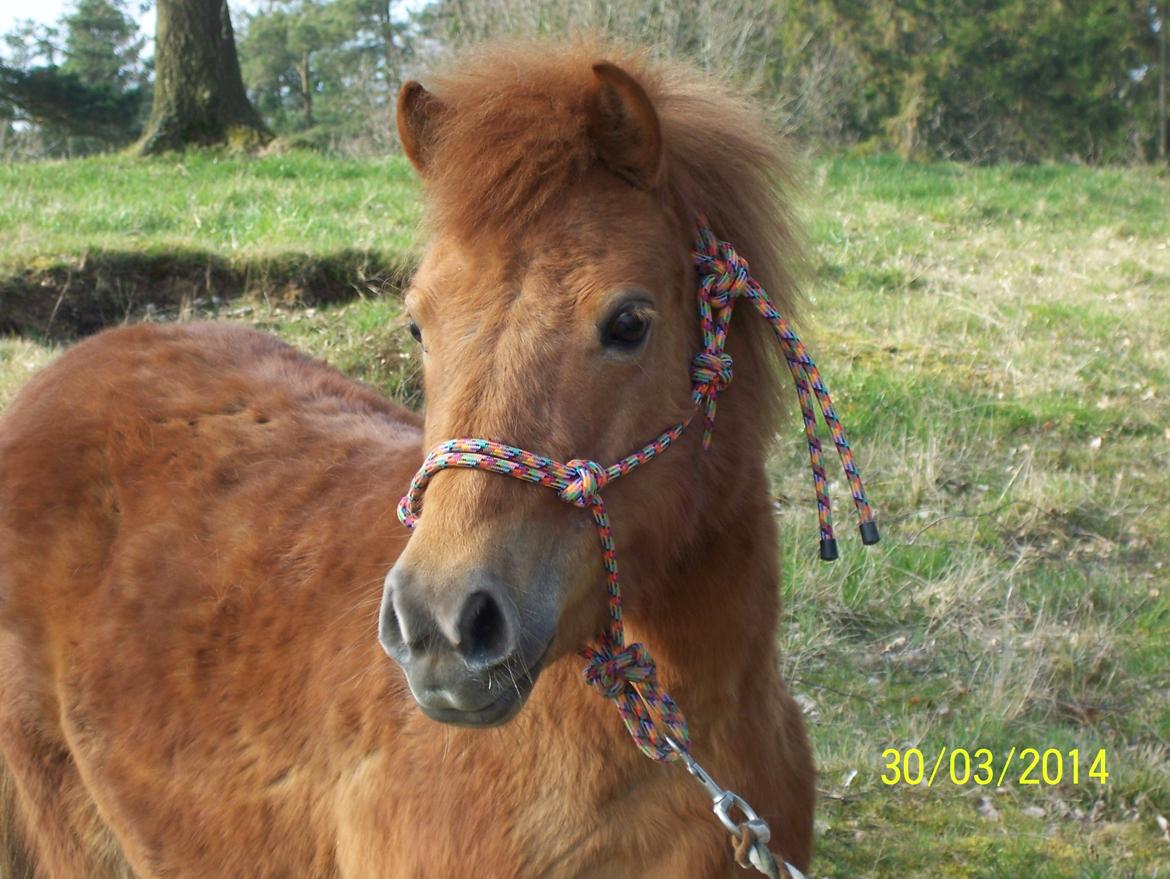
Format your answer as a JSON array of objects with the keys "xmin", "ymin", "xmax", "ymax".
[
  {"xmin": 340, "ymin": 0, "xmax": 408, "ymax": 101},
  {"xmin": 60, "ymin": 0, "xmax": 146, "ymax": 91},
  {"xmin": 3, "ymin": 21, "xmax": 62, "ymax": 68},
  {"xmin": 0, "ymin": 0, "xmax": 147, "ymax": 154},
  {"xmin": 239, "ymin": 0, "xmax": 410, "ymax": 151},
  {"xmin": 409, "ymin": 0, "xmax": 1169, "ymax": 163},
  {"xmin": 414, "ymin": 0, "xmax": 858, "ymax": 141},
  {"xmin": 826, "ymin": 0, "xmax": 1164, "ymax": 162},
  {"xmin": 0, "ymin": 65, "xmax": 142, "ymax": 144},
  {"xmin": 1152, "ymin": 0, "xmax": 1166, "ymax": 160},
  {"xmin": 137, "ymin": 0, "xmax": 271, "ymax": 153},
  {"xmin": 241, "ymin": 0, "xmax": 348, "ymax": 133},
  {"xmin": 3, "ymin": 0, "xmax": 1167, "ymax": 163}
]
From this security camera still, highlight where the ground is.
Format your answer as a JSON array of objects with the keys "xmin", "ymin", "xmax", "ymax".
[{"xmin": 1, "ymin": 152, "xmax": 1168, "ymax": 878}]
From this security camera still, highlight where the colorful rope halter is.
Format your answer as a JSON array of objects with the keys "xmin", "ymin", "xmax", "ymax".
[{"xmin": 397, "ymin": 215, "xmax": 879, "ymax": 765}]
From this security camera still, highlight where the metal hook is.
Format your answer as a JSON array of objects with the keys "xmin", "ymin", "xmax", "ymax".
[{"xmin": 662, "ymin": 736, "xmax": 807, "ymax": 878}]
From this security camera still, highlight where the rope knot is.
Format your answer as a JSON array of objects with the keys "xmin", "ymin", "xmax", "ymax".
[
  {"xmin": 583, "ymin": 642, "xmax": 655, "ymax": 700},
  {"xmin": 558, "ymin": 459, "xmax": 608, "ymax": 508},
  {"xmin": 691, "ymin": 350, "xmax": 734, "ymax": 396},
  {"xmin": 698, "ymin": 252, "xmax": 750, "ymax": 309}
]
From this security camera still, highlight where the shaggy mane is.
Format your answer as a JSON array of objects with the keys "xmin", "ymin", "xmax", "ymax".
[{"xmin": 420, "ymin": 37, "xmax": 805, "ymax": 438}]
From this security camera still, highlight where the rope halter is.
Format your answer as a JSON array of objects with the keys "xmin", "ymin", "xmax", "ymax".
[{"xmin": 396, "ymin": 216, "xmax": 876, "ymax": 875}]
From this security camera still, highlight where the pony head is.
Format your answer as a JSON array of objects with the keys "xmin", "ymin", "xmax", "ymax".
[{"xmin": 379, "ymin": 41, "xmax": 797, "ymax": 727}]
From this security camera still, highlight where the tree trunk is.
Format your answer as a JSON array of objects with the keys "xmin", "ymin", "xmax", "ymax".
[
  {"xmin": 1159, "ymin": 1, "xmax": 1167, "ymax": 162},
  {"xmin": 137, "ymin": 0, "xmax": 270, "ymax": 154},
  {"xmin": 298, "ymin": 51, "xmax": 313, "ymax": 129},
  {"xmin": 378, "ymin": 1, "xmax": 399, "ymax": 99}
]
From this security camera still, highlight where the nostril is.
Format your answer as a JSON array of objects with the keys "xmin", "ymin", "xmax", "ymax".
[
  {"xmin": 456, "ymin": 590, "xmax": 512, "ymax": 669},
  {"xmin": 378, "ymin": 597, "xmax": 409, "ymax": 663}
]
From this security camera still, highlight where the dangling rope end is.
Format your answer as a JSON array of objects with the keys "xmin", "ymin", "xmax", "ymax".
[
  {"xmin": 818, "ymin": 537, "xmax": 839, "ymax": 562},
  {"xmin": 859, "ymin": 520, "xmax": 880, "ymax": 546}
]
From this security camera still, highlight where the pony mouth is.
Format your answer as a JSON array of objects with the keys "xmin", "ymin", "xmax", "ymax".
[
  {"xmin": 417, "ymin": 685, "xmax": 530, "ymax": 727},
  {"xmin": 413, "ymin": 638, "xmax": 552, "ymax": 728}
]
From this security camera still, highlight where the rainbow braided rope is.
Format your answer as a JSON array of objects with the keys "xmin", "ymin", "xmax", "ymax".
[
  {"xmin": 397, "ymin": 435, "xmax": 692, "ymax": 761},
  {"xmin": 397, "ymin": 217, "xmax": 878, "ymax": 762},
  {"xmin": 691, "ymin": 219, "xmax": 879, "ymax": 560}
]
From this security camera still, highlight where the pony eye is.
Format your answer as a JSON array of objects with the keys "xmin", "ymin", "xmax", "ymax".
[
  {"xmin": 604, "ymin": 308, "xmax": 651, "ymax": 348},
  {"xmin": 408, "ymin": 320, "xmax": 422, "ymax": 343}
]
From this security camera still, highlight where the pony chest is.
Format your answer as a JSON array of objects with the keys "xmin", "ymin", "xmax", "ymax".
[{"xmin": 335, "ymin": 735, "xmax": 722, "ymax": 878}]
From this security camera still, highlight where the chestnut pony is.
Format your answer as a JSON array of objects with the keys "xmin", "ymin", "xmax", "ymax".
[{"xmin": 0, "ymin": 41, "xmax": 815, "ymax": 878}]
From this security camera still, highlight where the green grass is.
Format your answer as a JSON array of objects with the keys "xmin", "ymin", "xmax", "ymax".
[
  {"xmin": 0, "ymin": 152, "xmax": 423, "ymax": 338},
  {"xmin": 0, "ymin": 151, "xmax": 421, "ymax": 265},
  {"xmin": 2, "ymin": 151, "xmax": 1169, "ymax": 876},
  {"xmin": 776, "ymin": 155, "xmax": 1170, "ymax": 876}
]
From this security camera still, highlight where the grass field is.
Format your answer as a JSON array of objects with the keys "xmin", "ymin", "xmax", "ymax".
[{"xmin": 2, "ymin": 152, "xmax": 1169, "ymax": 877}]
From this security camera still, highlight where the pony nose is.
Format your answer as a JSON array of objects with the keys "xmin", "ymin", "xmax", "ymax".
[
  {"xmin": 455, "ymin": 590, "xmax": 513, "ymax": 668},
  {"xmin": 379, "ymin": 567, "xmax": 518, "ymax": 671}
]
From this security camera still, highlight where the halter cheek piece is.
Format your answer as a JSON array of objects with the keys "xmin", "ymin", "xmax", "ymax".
[{"xmin": 397, "ymin": 216, "xmax": 878, "ymax": 878}]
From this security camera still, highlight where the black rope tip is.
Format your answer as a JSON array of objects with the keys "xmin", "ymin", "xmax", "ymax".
[
  {"xmin": 859, "ymin": 521, "xmax": 880, "ymax": 546},
  {"xmin": 819, "ymin": 538, "xmax": 839, "ymax": 562}
]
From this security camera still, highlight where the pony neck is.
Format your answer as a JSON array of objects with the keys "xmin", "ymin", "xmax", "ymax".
[{"xmin": 626, "ymin": 433, "xmax": 782, "ymax": 717}]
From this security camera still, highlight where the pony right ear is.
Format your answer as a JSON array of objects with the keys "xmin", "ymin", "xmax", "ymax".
[{"xmin": 397, "ymin": 81, "xmax": 448, "ymax": 175}]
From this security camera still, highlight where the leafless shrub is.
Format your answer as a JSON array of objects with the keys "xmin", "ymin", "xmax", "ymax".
[
  {"xmin": 325, "ymin": 59, "xmax": 399, "ymax": 158},
  {"xmin": 417, "ymin": 0, "xmax": 860, "ymax": 142}
]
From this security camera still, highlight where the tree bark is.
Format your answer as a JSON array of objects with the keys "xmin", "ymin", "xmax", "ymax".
[{"xmin": 137, "ymin": 0, "xmax": 270, "ymax": 154}]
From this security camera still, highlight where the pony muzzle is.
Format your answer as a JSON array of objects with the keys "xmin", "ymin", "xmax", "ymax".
[{"xmin": 379, "ymin": 562, "xmax": 549, "ymax": 727}]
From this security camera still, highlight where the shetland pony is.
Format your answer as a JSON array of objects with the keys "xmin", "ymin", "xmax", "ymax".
[{"xmin": 0, "ymin": 41, "xmax": 815, "ymax": 877}]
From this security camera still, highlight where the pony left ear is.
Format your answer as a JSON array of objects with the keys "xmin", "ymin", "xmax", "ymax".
[
  {"xmin": 397, "ymin": 80, "xmax": 449, "ymax": 176},
  {"xmin": 587, "ymin": 62, "xmax": 663, "ymax": 190}
]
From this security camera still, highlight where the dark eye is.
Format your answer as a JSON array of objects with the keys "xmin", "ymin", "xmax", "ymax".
[
  {"xmin": 604, "ymin": 307, "xmax": 651, "ymax": 349},
  {"xmin": 408, "ymin": 320, "xmax": 422, "ymax": 343}
]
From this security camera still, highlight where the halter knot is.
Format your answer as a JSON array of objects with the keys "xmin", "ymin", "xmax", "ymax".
[
  {"xmin": 558, "ymin": 459, "xmax": 609, "ymax": 508},
  {"xmin": 697, "ymin": 250, "xmax": 750, "ymax": 309},
  {"xmin": 583, "ymin": 641, "xmax": 656, "ymax": 700},
  {"xmin": 691, "ymin": 350, "xmax": 734, "ymax": 396}
]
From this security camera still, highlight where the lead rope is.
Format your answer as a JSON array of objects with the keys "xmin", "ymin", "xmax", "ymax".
[{"xmin": 397, "ymin": 217, "xmax": 877, "ymax": 877}]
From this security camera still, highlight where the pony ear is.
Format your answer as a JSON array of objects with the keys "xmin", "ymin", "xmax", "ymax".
[
  {"xmin": 587, "ymin": 62, "xmax": 663, "ymax": 190},
  {"xmin": 397, "ymin": 80, "xmax": 448, "ymax": 175}
]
